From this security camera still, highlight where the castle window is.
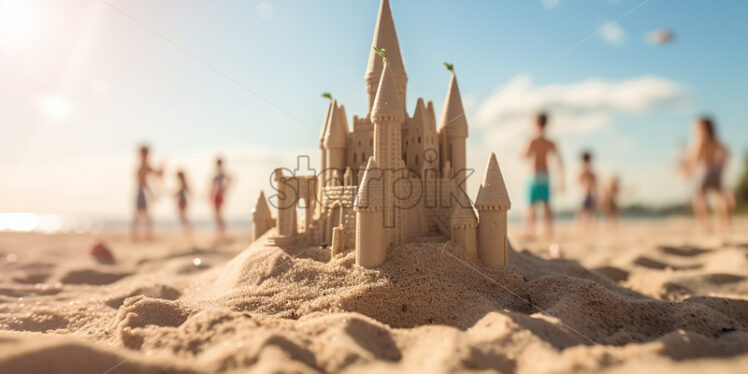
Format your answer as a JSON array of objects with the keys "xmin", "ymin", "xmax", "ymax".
[
  {"xmin": 353, "ymin": 153, "xmax": 357, "ymax": 164},
  {"xmin": 418, "ymin": 136, "xmax": 421, "ymax": 144},
  {"xmin": 416, "ymin": 155, "xmax": 419, "ymax": 165},
  {"xmin": 403, "ymin": 152, "xmax": 407, "ymax": 162},
  {"xmin": 361, "ymin": 152, "xmax": 365, "ymax": 162},
  {"xmin": 358, "ymin": 140, "xmax": 362, "ymax": 146},
  {"xmin": 369, "ymin": 138, "xmax": 373, "ymax": 146}
]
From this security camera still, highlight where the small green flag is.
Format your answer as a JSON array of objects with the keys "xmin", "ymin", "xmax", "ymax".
[
  {"xmin": 321, "ymin": 92, "xmax": 332, "ymax": 100},
  {"xmin": 443, "ymin": 62, "xmax": 454, "ymax": 72},
  {"xmin": 373, "ymin": 46, "xmax": 387, "ymax": 60}
]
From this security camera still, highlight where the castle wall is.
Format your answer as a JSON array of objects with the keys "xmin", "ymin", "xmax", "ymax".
[
  {"xmin": 347, "ymin": 116, "xmax": 374, "ymax": 177},
  {"xmin": 319, "ymin": 185, "xmax": 358, "ymax": 250}
]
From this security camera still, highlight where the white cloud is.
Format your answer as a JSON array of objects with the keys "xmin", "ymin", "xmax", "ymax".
[
  {"xmin": 475, "ymin": 75, "xmax": 688, "ymax": 134},
  {"xmin": 256, "ymin": 2, "xmax": 273, "ymax": 19},
  {"xmin": 541, "ymin": 0, "xmax": 560, "ymax": 9},
  {"xmin": 600, "ymin": 21, "xmax": 625, "ymax": 45}
]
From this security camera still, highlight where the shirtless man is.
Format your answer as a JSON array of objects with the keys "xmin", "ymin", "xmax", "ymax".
[
  {"xmin": 522, "ymin": 112, "xmax": 565, "ymax": 238},
  {"xmin": 682, "ymin": 116, "xmax": 732, "ymax": 233},
  {"xmin": 132, "ymin": 144, "xmax": 163, "ymax": 241},
  {"xmin": 577, "ymin": 151, "xmax": 598, "ymax": 232}
]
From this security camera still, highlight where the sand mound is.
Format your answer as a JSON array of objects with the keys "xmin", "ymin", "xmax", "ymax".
[
  {"xmin": 0, "ymin": 332, "xmax": 195, "ymax": 374},
  {"xmin": 106, "ymin": 284, "xmax": 181, "ymax": 308},
  {"xmin": 0, "ymin": 309, "xmax": 68, "ymax": 332},
  {"xmin": 2, "ymin": 224, "xmax": 748, "ymax": 373},
  {"xmin": 194, "ymin": 239, "xmax": 744, "ymax": 347}
]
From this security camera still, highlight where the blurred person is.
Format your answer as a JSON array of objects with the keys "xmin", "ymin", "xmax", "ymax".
[
  {"xmin": 175, "ymin": 169, "xmax": 192, "ymax": 236},
  {"xmin": 210, "ymin": 157, "xmax": 232, "ymax": 237},
  {"xmin": 600, "ymin": 175, "xmax": 622, "ymax": 229},
  {"xmin": 681, "ymin": 116, "xmax": 732, "ymax": 233},
  {"xmin": 577, "ymin": 151, "xmax": 598, "ymax": 232},
  {"xmin": 132, "ymin": 144, "xmax": 163, "ymax": 241},
  {"xmin": 522, "ymin": 112, "xmax": 565, "ymax": 238}
]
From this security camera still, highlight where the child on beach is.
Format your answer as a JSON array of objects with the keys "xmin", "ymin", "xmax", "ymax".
[
  {"xmin": 175, "ymin": 170, "xmax": 192, "ymax": 235},
  {"xmin": 132, "ymin": 144, "xmax": 163, "ymax": 241},
  {"xmin": 522, "ymin": 112, "xmax": 565, "ymax": 238},
  {"xmin": 577, "ymin": 151, "xmax": 598, "ymax": 232},
  {"xmin": 681, "ymin": 116, "xmax": 732, "ymax": 233},
  {"xmin": 210, "ymin": 157, "xmax": 232, "ymax": 237},
  {"xmin": 600, "ymin": 175, "xmax": 621, "ymax": 229}
]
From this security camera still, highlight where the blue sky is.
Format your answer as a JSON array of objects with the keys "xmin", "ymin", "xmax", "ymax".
[{"xmin": 0, "ymin": 0, "xmax": 746, "ymax": 221}]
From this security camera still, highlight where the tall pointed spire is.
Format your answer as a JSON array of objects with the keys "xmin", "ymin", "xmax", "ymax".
[
  {"xmin": 252, "ymin": 190, "xmax": 271, "ymax": 219},
  {"xmin": 475, "ymin": 153, "xmax": 511, "ymax": 209},
  {"xmin": 252, "ymin": 190, "xmax": 274, "ymax": 241},
  {"xmin": 439, "ymin": 73, "xmax": 468, "ymax": 137},
  {"xmin": 370, "ymin": 61, "xmax": 404, "ymax": 122},
  {"xmin": 319, "ymin": 99, "xmax": 335, "ymax": 148},
  {"xmin": 366, "ymin": 0, "xmax": 407, "ymax": 111},
  {"xmin": 323, "ymin": 102, "xmax": 349, "ymax": 148}
]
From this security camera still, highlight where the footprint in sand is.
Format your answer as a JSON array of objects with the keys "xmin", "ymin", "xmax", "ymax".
[
  {"xmin": 592, "ymin": 266, "xmax": 630, "ymax": 282},
  {"xmin": 658, "ymin": 245, "xmax": 711, "ymax": 257},
  {"xmin": 632, "ymin": 256, "xmax": 702, "ymax": 271},
  {"xmin": 56, "ymin": 268, "xmax": 131, "ymax": 285}
]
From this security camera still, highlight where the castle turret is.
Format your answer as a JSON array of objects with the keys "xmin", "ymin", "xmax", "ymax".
[
  {"xmin": 371, "ymin": 60, "xmax": 404, "ymax": 170},
  {"xmin": 271, "ymin": 169, "xmax": 297, "ymax": 241},
  {"xmin": 323, "ymin": 101, "xmax": 349, "ymax": 186},
  {"xmin": 365, "ymin": 0, "xmax": 407, "ymax": 112},
  {"xmin": 355, "ymin": 157, "xmax": 386, "ymax": 267},
  {"xmin": 252, "ymin": 190, "xmax": 274, "ymax": 241},
  {"xmin": 438, "ymin": 72, "xmax": 468, "ymax": 187},
  {"xmin": 371, "ymin": 59, "xmax": 404, "ymax": 233},
  {"xmin": 450, "ymin": 189, "xmax": 478, "ymax": 260},
  {"xmin": 475, "ymin": 153, "xmax": 511, "ymax": 269}
]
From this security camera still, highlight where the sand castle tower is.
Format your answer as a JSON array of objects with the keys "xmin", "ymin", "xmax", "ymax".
[
  {"xmin": 252, "ymin": 190, "xmax": 274, "ymax": 241},
  {"xmin": 438, "ymin": 72, "xmax": 468, "ymax": 186},
  {"xmin": 322, "ymin": 100, "xmax": 349, "ymax": 185},
  {"xmin": 475, "ymin": 153, "xmax": 511, "ymax": 269},
  {"xmin": 366, "ymin": 0, "xmax": 407, "ymax": 113},
  {"xmin": 272, "ymin": 168, "xmax": 297, "ymax": 243},
  {"xmin": 355, "ymin": 157, "xmax": 385, "ymax": 267},
  {"xmin": 370, "ymin": 58, "xmax": 405, "ymax": 243},
  {"xmin": 450, "ymin": 190, "xmax": 478, "ymax": 259}
]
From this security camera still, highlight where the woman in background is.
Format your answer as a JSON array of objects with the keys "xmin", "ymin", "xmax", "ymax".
[
  {"xmin": 682, "ymin": 116, "xmax": 733, "ymax": 234},
  {"xmin": 210, "ymin": 157, "xmax": 232, "ymax": 237},
  {"xmin": 175, "ymin": 169, "xmax": 192, "ymax": 236},
  {"xmin": 600, "ymin": 175, "xmax": 621, "ymax": 229}
]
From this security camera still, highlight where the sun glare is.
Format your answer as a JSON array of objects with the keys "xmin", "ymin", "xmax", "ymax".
[
  {"xmin": 37, "ymin": 94, "xmax": 74, "ymax": 122},
  {"xmin": 1, "ymin": 0, "xmax": 41, "ymax": 47}
]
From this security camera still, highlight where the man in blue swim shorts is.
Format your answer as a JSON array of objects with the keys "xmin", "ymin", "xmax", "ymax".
[{"xmin": 522, "ymin": 112, "xmax": 565, "ymax": 238}]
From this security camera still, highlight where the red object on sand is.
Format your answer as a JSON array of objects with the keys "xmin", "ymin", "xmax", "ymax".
[{"xmin": 91, "ymin": 242, "xmax": 115, "ymax": 264}]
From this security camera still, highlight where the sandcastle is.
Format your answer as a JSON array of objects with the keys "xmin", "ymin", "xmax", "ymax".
[{"xmin": 252, "ymin": 0, "xmax": 510, "ymax": 269}]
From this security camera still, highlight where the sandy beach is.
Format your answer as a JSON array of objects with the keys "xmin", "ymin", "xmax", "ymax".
[{"xmin": 1, "ymin": 218, "xmax": 747, "ymax": 373}]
